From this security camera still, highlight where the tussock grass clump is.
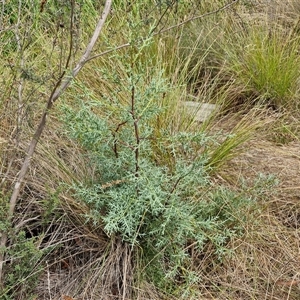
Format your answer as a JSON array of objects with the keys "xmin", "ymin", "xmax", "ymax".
[
  {"xmin": 223, "ymin": 27, "xmax": 300, "ymax": 108},
  {"xmin": 179, "ymin": 0, "xmax": 300, "ymax": 110}
]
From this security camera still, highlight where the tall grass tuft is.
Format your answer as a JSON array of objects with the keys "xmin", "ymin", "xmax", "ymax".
[{"xmin": 223, "ymin": 25, "xmax": 300, "ymax": 108}]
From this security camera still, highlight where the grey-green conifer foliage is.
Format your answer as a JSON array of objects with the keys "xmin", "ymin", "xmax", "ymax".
[{"xmin": 60, "ymin": 31, "xmax": 263, "ymax": 290}]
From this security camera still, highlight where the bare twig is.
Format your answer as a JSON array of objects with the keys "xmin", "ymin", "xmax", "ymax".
[
  {"xmin": 157, "ymin": 0, "xmax": 239, "ymax": 35},
  {"xmin": 148, "ymin": 0, "xmax": 178, "ymax": 36},
  {"xmin": 16, "ymin": 0, "xmax": 24, "ymax": 141},
  {"xmin": 113, "ymin": 121, "xmax": 128, "ymax": 158},
  {"xmin": 0, "ymin": 0, "xmax": 113, "ymax": 287},
  {"xmin": 86, "ymin": 42, "xmax": 130, "ymax": 63},
  {"xmin": 88, "ymin": 0, "xmax": 239, "ymax": 61},
  {"xmin": 130, "ymin": 85, "xmax": 140, "ymax": 179}
]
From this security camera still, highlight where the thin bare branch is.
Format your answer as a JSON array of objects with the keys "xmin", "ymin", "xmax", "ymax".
[
  {"xmin": 88, "ymin": 0, "xmax": 239, "ymax": 62},
  {"xmin": 86, "ymin": 42, "xmax": 130, "ymax": 63},
  {"xmin": 157, "ymin": 0, "xmax": 239, "ymax": 35},
  {"xmin": 0, "ymin": 0, "xmax": 113, "ymax": 287}
]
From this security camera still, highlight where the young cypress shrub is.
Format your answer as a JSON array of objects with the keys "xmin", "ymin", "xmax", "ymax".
[{"xmin": 60, "ymin": 53, "xmax": 264, "ymax": 293}]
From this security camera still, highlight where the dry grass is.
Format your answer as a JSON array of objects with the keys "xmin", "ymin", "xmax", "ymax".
[
  {"xmin": 210, "ymin": 123, "xmax": 300, "ymax": 300},
  {"xmin": 200, "ymin": 224, "xmax": 300, "ymax": 299},
  {"xmin": 37, "ymin": 235, "xmax": 133, "ymax": 299}
]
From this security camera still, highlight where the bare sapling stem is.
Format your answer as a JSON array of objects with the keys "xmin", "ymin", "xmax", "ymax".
[
  {"xmin": 129, "ymin": 81, "xmax": 141, "ymax": 197},
  {"xmin": 0, "ymin": 0, "xmax": 113, "ymax": 287},
  {"xmin": 130, "ymin": 85, "xmax": 140, "ymax": 179}
]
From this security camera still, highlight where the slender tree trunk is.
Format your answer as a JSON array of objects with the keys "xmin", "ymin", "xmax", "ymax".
[{"xmin": 0, "ymin": 0, "xmax": 113, "ymax": 287}]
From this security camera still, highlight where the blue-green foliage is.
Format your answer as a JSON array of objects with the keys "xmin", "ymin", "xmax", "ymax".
[
  {"xmin": 59, "ymin": 19, "xmax": 263, "ymax": 290},
  {"xmin": 60, "ymin": 73, "xmax": 261, "ymax": 290}
]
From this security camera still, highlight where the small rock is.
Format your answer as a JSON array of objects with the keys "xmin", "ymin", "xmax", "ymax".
[{"xmin": 183, "ymin": 101, "xmax": 218, "ymax": 122}]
